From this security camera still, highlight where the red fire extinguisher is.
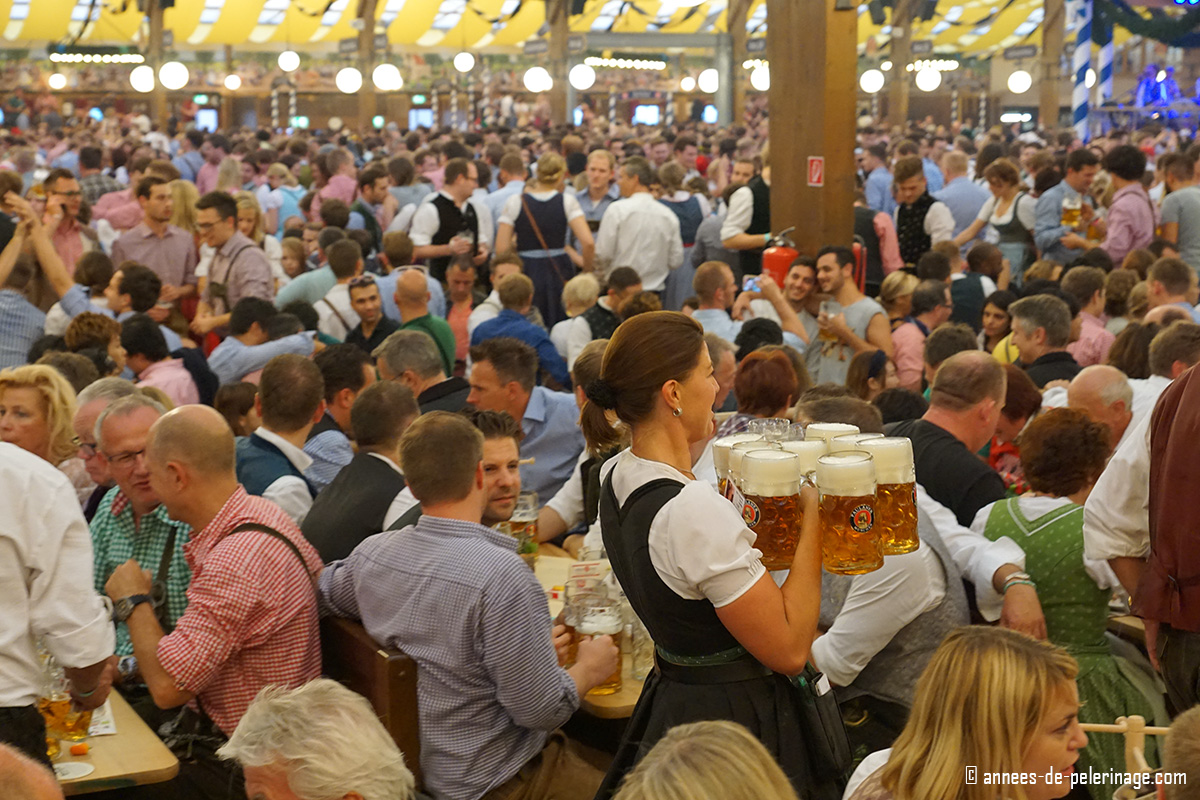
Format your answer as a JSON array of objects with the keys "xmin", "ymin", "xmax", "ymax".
[{"xmin": 761, "ymin": 226, "xmax": 799, "ymax": 287}]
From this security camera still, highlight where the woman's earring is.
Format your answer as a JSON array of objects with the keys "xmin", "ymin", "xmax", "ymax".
[{"xmin": 673, "ymin": 407, "xmax": 682, "ymax": 418}]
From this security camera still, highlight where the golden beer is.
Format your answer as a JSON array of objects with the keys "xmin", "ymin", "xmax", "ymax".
[
  {"xmin": 741, "ymin": 449, "xmax": 803, "ymax": 570},
  {"xmin": 712, "ymin": 433, "xmax": 763, "ymax": 498},
  {"xmin": 38, "ymin": 694, "xmax": 91, "ymax": 741},
  {"xmin": 857, "ymin": 437, "xmax": 919, "ymax": 555},
  {"xmin": 1061, "ymin": 196, "xmax": 1082, "ymax": 228},
  {"xmin": 578, "ymin": 606, "xmax": 624, "ymax": 695},
  {"xmin": 559, "ymin": 620, "xmax": 578, "ymax": 668},
  {"xmin": 816, "ymin": 452, "xmax": 882, "ymax": 575}
]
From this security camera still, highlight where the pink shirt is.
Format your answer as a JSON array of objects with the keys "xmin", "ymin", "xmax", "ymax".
[
  {"xmin": 1101, "ymin": 184, "xmax": 1159, "ymax": 266},
  {"xmin": 137, "ymin": 358, "xmax": 199, "ymax": 406},
  {"xmin": 196, "ymin": 161, "xmax": 220, "ymax": 195},
  {"xmin": 1067, "ymin": 311, "xmax": 1115, "ymax": 368},
  {"xmin": 49, "ymin": 217, "xmax": 91, "ymax": 275},
  {"xmin": 872, "ymin": 210, "xmax": 905, "ymax": 275},
  {"xmin": 310, "ymin": 174, "xmax": 357, "ymax": 222},
  {"xmin": 891, "ymin": 321, "xmax": 927, "ymax": 391},
  {"xmin": 92, "ymin": 188, "xmax": 144, "ymax": 231}
]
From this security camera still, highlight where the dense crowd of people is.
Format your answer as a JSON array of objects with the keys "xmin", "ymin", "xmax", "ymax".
[{"xmin": 2, "ymin": 107, "xmax": 1200, "ymax": 800}]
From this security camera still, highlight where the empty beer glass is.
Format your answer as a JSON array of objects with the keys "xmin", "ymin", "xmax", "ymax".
[
  {"xmin": 741, "ymin": 450, "xmax": 803, "ymax": 570},
  {"xmin": 857, "ymin": 437, "xmax": 919, "ymax": 555},
  {"xmin": 579, "ymin": 604, "xmax": 625, "ymax": 695},
  {"xmin": 829, "ymin": 432, "xmax": 884, "ymax": 453},
  {"xmin": 816, "ymin": 452, "xmax": 883, "ymax": 575},
  {"xmin": 804, "ymin": 422, "xmax": 860, "ymax": 446},
  {"xmin": 713, "ymin": 433, "xmax": 763, "ymax": 497},
  {"xmin": 748, "ymin": 417, "xmax": 792, "ymax": 442},
  {"xmin": 781, "ymin": 439, "xmax": 827, "ymax": 483}
]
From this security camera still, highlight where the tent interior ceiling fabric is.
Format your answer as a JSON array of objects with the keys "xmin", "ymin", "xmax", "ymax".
[{"xmin": 3, "ymin": 0, "xmax": 1142, "ymax": 52}]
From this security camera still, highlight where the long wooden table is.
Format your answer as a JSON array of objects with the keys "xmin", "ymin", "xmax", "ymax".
[
  {"xmin": 535, "ymin": 556, "xmax": 645, "ymax": 719},
  {"xmin": 58, "ymin": 692, "xmax": 179, "ymax": 795}
]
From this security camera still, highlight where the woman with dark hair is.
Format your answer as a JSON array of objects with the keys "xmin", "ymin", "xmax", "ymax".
[
  {"xmin": 988, "ymin": 364, "xmax": 1043, "ymax": 494},
  {"xmin": 845, "ymin": 349, "xmax": 898, "ymax": 402},
  {"xmin": 972, "ymin": 141, "xmax": 1004, "ymax": 185},
  {"xmin": 714, "ymin": 349, "xmax": 799, "ymax": 436},
  {"xmin": 1106, "ymin": 321, "xmax": 1161, "ymax": 380},
  {"xmin": 580, "ymin": 311, "xmax": 838, "ymax": 800},
  {"xmin": 978, "ymin": 289, "xmax": 1017, "ymax": 353},
  {"xmin": 953, "ymin": 159, "xmax": 1037, "ymax": 284},
  {"xmin": 214, "ymin": 381, "xmax": 260, "ymax": 437},
  {"xmin": 973, "ymin": 408, "xmax": 1165, "ymax": 800}
]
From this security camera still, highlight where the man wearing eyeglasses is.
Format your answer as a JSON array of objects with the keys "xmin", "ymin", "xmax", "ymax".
[
  {"xmin": 191, "ymin": 191, "xmax": 274, "ymax": 339},
  {"xmin": 87, "ymin": 394, "xmax": 191, "ymax": 715},
  {"xmin": 42, "ymin": 168, "xmax": 96, "ymax": 278}
]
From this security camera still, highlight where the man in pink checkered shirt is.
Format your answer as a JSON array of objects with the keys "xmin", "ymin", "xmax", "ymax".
[{"xmin": 103, "ymin": 405, "xmax": 321, "ymax": 800}]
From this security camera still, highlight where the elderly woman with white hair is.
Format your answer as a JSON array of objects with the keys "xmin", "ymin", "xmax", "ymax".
[{"xmin": 218, "ymin": 678, "xmax": 416, "ymax": 800}]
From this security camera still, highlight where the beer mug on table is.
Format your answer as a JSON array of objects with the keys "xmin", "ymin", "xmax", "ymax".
[
  {"xmin": 857, "ymin": 437, "xmax": 919, "ymax": 555},
  {"xmin": 816, "ymin": 452, "xmax": 883, "ymax": 575},
  {"xmin": 829, "ymin": 432, "xmax": 884, "ymax": 454},
  {"xmin": 712, "ymin": 433, "xmax": 763, "ymax": 498},
  {"xmin": 804, "ymin": 422, "xmax": 859, "ymax": 446},
  {"xmin": 579, "ymin": 604, "xmax": 624, "ymax": 695},
  {"xmin": 1061, "ymin": 194, "xmax": 1082, "ymax": 228},
  {"xmin": 782, "ymin": 439, "xmax": 827, "ymax": 484},
  {"xmin": 741, "ymin": 450, "xmax": 803, "ymax": 570}
]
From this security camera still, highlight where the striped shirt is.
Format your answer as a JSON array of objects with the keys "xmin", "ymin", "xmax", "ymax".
[
  {"xmin": 0, "ymin": 290, "xmax": 46, "ymax": 368},
  {"xmin": 88, "ymin": 489, "xmax": 192, "ymax": 656},
  {"xmin": 157, "ymin": 486, "xmax": 322, "ymax": 736},
  {"xmin": 320, "ymin": 515, "xmax": 579, "ymax": 800}
]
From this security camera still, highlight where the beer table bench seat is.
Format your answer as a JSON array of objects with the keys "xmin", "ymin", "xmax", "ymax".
[
  {"xmin": 58, "ymin": 692, "xmax": 179, "ymax": 795},
  {"xmin": 535, "ymin": 556, "xmax": 645, "ymax": 720}
]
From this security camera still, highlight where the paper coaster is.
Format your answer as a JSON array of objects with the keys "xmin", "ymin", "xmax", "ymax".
[{"xmin": 54, "ymin": 762, "xmax": 95, "ymax": 781}]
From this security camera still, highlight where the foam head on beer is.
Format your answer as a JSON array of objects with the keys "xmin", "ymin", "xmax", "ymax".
[
  {"xmin": 730, "ymin": 441, "xmax": 780, "ymax": 478},
  {"xmin": 712, "ymin": 432, "xmax": 764, "ymax": 477},
  {"xmin": 829, "ymin": 432, "xmax": 884, "ymax": 454},
  {"xmin": 855, "ymin": 437, "xmax": 915, "ymax": 484},
  {"xmin": 781, "ymin": 439, "xmax": 827, "ymax": 479},
  {"xmin": 815, "ymin": 451, "xmax": 876, "ymax": 497},
  {"xmin": 741, "ymin": 450, "xmax": 801, "ymax": 496},
  {"xmin": 804, "ymin": 422, "xmax": 860, "ymax": 445}
]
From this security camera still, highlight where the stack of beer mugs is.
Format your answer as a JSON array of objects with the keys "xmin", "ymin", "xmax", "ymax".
[{"xmin": 711, "ymin": 423, "xmax": 919, "ymax": 576}]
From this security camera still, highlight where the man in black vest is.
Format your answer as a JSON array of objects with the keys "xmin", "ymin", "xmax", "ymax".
[
  {"xmin": 892, "ymin": 155, "xmax": 955, "ymax": 267},
  {"xmin": 721, "ymin": 153, "xmax": 771, "ymax": 276},
  {"xmin": 301, "ymin": 381, "xmax": 420, "ymax": 563},
  {"xmin": 349, "ymin": 163, "xmax": 390, "ymax": 255},
  {"xmin": 410, "ymin": 158, "xmax": 489, "ymax": 282},
  {"xmin": 564, "ymin": 266, "xmax": 642, "ymax": 370}
]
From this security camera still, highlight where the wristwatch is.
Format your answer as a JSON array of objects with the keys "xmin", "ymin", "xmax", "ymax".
[{"xmin": 112, "ymin": 594, "xmax": 152, "ymax": 623}]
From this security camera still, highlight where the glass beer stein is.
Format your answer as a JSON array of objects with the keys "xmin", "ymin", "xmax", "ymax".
[
  {"xmin": 1061, "ymin": 194, "xmax": 1082, "ymax": 228},
  {"xmin": 748, "ymin": 417, "xmax": 792, "ymax": 442},
  {"xmin": 829, "ymin": 432, "xmax": 885, "ymax": 454},
  {"xmin": 816, "ymin": 451, "xmax": 883, "ymax": 575},
  {"xmin": 740, "ymin": 450, "xmax": 802, "ymax": 570},
  {"xmin": 729, "ymin": 441, "xmax": 781, "ymax": 494},
  {"xmin": 781, "ymin": 439, "xmax": 827, "ymax": 483},
  {"xmin": 803, "ymin": 422, "xmax": 860, "ymax": 446},
  {"xmin": 712, "ymin": 433, "xmax": 763, "ymax": 498},
  {"xmin": 856, "ymin": 437, "xmax": 919, "ymax": 555},
  {"xmin": 579, "ymin": 604, "xmax": 624, "ymax": 695}
]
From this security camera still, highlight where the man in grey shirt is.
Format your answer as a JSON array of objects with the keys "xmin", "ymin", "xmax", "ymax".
[
  {"xmin": 1162, "ymin": 153, "xmax": 1200, "ymax": 274},
  {"xmin": 808, "ymin": 246, "xmax": 894, "ymax": 385}
]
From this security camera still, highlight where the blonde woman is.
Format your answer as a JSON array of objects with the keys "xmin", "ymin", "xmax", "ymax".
[
  {"xmin": 552, "ymin": 272, "xmax": 600, "ymax": 358},
  {"xmin": 215, "ymin": 156, "xmax": 243, "ymax": 193},
  {"xmin": 878, "ymin": 271, "xmax": 919, "ymax": 331},
  {"xmin": 494, "ymin": 152, "xmax": 595, "ymax": 326},
  {"xmin": 0, "ymin": 364, "xmax": 93, "ymax": 505},
  {"xmin": 612, "ymin": 721, "xmax": 799, "ymax": 800},
  {"xmin": 847, "ymin": 626, "xmax": 1087, "ymax": 800},
  {"xmin": 266, "ymin": 162, "xmax": 306, "ymax": 237},
  {"xmin": 169, "ymin": 178, "xmax": 200, "ymax": 237},
  {"xmin": 234, "ymin": 191, "xmax": 285, "ymax": 288}
]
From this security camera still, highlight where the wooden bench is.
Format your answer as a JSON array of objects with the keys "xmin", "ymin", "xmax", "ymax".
[{"xmin": 320, "ymin": 617, "xmax": 423, "ymax": 788}]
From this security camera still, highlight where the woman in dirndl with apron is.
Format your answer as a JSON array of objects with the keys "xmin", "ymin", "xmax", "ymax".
[
  {"xmin": 495, "ymin": 153, "xmax": 594, "ymax": 327},
  {"xmin": 952, "ymin": 158, "xmax": 1037, "ymax": 286},
  {"xmin": 580, "ymin": 311, "xmax": 846, "ymax": 800}
]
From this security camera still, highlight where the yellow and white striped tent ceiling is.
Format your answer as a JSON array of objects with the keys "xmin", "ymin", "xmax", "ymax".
[{"xmin": 1, "ymin": 0, "xmax": 1141, "ymax": 52}]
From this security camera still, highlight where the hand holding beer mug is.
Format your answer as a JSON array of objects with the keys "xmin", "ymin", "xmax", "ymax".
[
  {"xmin": 816, "ymin": 452, "xmax": 883, "ymax": 575},
  {"xmin": 741, "ymin": 450, "xmax": 803, "ymax": 570},
  {"xmin": 578, "ymin": 604, "xmax": 624, "ymax": 695},
  {"xmin": 857, "ymin": 437, "xmax": 919, "ymax": 555},
  {"xmin": 1060, "ymin": 194, "xmax": 1083, "ymax": 229}
]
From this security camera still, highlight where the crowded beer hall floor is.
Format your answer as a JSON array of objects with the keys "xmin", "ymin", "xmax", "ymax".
[{"xmin": 5, "ymin": 8, "xmax": 1200, "ymax": 798}]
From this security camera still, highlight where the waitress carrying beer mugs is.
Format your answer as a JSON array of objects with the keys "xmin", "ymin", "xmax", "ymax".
[{"xmin": 580, "ymin": 311, "xmax": 841, "ymax": 800}]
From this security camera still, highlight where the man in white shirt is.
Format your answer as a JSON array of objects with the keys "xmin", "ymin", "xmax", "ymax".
[
  {"xmin": 234, "ymin": 354, "xmax": 325, "ymax": 526},
  {"xmin": 892, "ymin": 155, "xmax": 955, "ymax": 266},
  {"xmin": 0, "ymin": 443, "xmax": 115, "ymax": 765},
  {"xmin": 593, "ymin": 156, "xmax": 683, "ymax": 292},
  {"xmin": 1131, "ymin": 321, "xmax": 1200, "ymax": 422},
  {"xmin": 408, "ymin": 158, "xmax": 490, "ymax": 281},
  {"xmin": 1067, "ymin": 365, "xmax": 1134, "ymax": 452},
  {"xmin": 316, "ymin": 239, "xmax": 363, "ymax": 341}
]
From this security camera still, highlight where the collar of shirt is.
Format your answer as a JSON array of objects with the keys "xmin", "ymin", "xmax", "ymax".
[
  {"xmin": 524, "ymin": 385, "xmax": 548, "ymax": 425},
  {"xmin": 107, "ymin": 488, "xmax": 175, "ymax": 529},
  {"xmin": 367, "ymin": 451, "xmax": 403, "ymax": 475},
  {"xmin": 254, "ymin": 427, "xmax": 315, "ymax": 473},
  {"xmin": 414, "ymin": 513, "xmax": 518, "ymax": 553},
  {"xmin": 437, "ymin": 190, "xmax": 468, "ymax": 211}
]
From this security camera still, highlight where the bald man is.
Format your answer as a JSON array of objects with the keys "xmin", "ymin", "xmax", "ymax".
[
  {"xmin": 395, "ymin": 267, "xmax": 457, "ymax": 375},
  {"xmin": 0, "ymin": 744, "xmax": 63, "ymax": 800},
  {"xmin": 1067, "ymin": 365, "xmax": 1134, "ymax": 451},
  {"xmin": 103, "ymin": 405, "xmax": 322, "ymax": 800}
]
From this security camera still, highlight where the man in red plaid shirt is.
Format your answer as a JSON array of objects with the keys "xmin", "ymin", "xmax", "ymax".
[{"xmin": 103, "ymin": 405, "xmax": 322, "ymax": 800}]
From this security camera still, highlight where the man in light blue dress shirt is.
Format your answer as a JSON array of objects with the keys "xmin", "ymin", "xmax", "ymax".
[
  {"xmin": 466, "ymin": 337, "xmax": 583, "ymax": 505},
  {"xmin": 862, "ymin": 144, "xmax": 896, "ymax": 216},
  {"xmin": 483, "ymin": 153, "xmax": 528, "ymax": 243},
  {"xmin": 1034, "ymin": 149, "xmax": 1102, "ymax": 266},
  {"xmin": 934, "ymin": 151, "xmax": 990, "ymax": 254}
]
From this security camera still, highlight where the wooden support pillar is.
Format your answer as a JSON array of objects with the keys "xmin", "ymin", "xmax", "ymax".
[
  {"xmin": 147, "ymin": 0, "xmax": 167, "ymax": 129},
  {"xmin": 769, "ymin": 0, "xmax": 856, "ymax": 252},
  {"xmin": 222, "ymin": 45, "xmax": 235, "ymax": 129},
  {"xmin": 729, "ymin": 0, "xmax": 751, "ymax": 128},
  {"xmin": 887, "ymin": 0, "xmax": 913, "ymax": 128},
  {"xmin": 357, "ymin": 0, "xmax": 379, "ymax": 128},
  {"xmin": 548, "ymin": 0, "xmax": 569, "ymax": 124},
  {"xmin": 1040, "ymin": 0, "xmax": 1066, "ymax": 129}
]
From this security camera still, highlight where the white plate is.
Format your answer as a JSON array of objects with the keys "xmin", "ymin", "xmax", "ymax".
[{"xmin": 54, "ymin": 761, "xmax": 95, "ymax": 781}]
